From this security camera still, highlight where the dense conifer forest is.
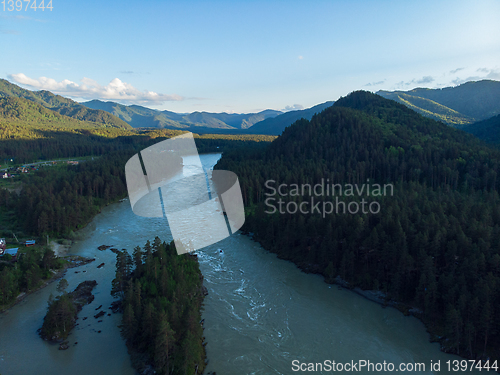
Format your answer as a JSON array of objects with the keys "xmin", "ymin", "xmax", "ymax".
[
  {"xmin": 216, "ymin": 91, "xmax": 500, "ymax": 360},
  {"xmin": 112, "ymin": 238, "xmax": 207, "ymax": 375},
  {"xmin": 0, "ymin": 246, "xmax": 62, "ymax": 307},
  {"xmin": 462, "ymin": 114, "xmax": 500, "ymax": 145}
]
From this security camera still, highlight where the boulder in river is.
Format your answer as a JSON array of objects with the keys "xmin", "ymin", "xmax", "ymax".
[
  {"xmin": 110, "ymin": 300, "xmax": 122, "ymax": 313},
  {"xmin": 59, "ymin": 341, "xmax": 70, "ymax": 350}
]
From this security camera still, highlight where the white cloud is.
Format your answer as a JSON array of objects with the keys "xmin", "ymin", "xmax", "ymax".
[
  {"xmin": 450, "ymin": 68, "xmax": 500, "ymax": 86},
  {"xmin": 1, "ymin": 29, "xmax": 21, "ymax": 35},
  {"xmin": 298, "ymin": 55, "xmax": 304, "ymax": 60},
  {"xmin": 395, "ymin": 76, "xmax": 435, "ymax": 88},
  {"xmin": 7, "ymin": 73, "xmax": 184, "ymax": 104},
  {"xmin": 364, "ymin": 80, "xmax": 386, "ymax": 87},
  {"xmin": 416, "ymin": 76, "xmax": 434, "ymax": 84},
  {"xmin": 282, "ymin": 104, "xmax": 304, "ymax": 112},
  {"xmin": 0, "ymin": 14, "xmax": 47, "ymax": 22},
  {"xmin": 484, "ymin": 69, "xmax": 500, "ymax": 80}
]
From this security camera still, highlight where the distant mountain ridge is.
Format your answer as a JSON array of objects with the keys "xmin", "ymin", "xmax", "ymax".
[
  {"xmin": 248, "ymin": 101, "xmax": 335, "ymax": 135},
  {"xmin": 0, "ymin": 79, "xmax": 131, "ymax": 129},
  {"xmin": 377, "ymin": 80, "xmax": 500, "ymax": 126},
  {"xmin": 83, "ymin": 99, "xmax": 282, "ymax": 131}
]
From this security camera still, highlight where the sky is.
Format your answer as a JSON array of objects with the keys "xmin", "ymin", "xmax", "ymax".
[{"xmin": 1, "ymin": 0, "xmax": 500, "ymax": 114}]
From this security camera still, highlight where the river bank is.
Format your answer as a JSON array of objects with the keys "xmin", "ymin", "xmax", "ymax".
[
  {"xmin": 246, "ymin": 230, "xmax": 496, "ymax": 363},
  {"xmin": 50, "ymin": 240, "xmax": 72, "ymax": 257},
  {"xmin": 330, "ymin": 274, "xmax": 497, "ymax": 361},
  {"xmin": 0, "ymin": 218, "xmax": 136, "ymax": 375},
  {"xmin": 0, "ymin": 255, "xmax": 95, "ymax": 314}
]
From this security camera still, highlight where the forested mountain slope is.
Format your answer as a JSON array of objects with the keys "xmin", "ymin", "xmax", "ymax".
[
  {"xmin": 0, "ymin": 79, "xmax": 132, "ymax": 129},
  {"xmin": 378, "ymin": 80, "xmax": 500, "ymax": 126},
  {"xmin": 216, "ymin": 91, "xmax": 500, "ymax": 360},
  {"xmin": 461, "ymin": 114, "xmax": 500, "ymax": 145}
]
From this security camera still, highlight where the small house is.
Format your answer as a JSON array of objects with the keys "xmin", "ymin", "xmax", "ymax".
[
  {"xmin": 1, "ymin": 247, "xmax": 19, "ymax": 260},
  {"xmin": 0, "ymin": 238, "xmax": 6, "ymax": 255},
  {"xmin": 4, "ymin": 248, "xmax": 18, "ymax": 256}
]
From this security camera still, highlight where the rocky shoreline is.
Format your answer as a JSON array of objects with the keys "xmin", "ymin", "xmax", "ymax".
[{"xmin": 0, "ymin": 255, "xmax": 95, "ymax": 314}]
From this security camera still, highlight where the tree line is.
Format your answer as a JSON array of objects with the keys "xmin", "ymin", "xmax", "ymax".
[{"xmin": 0, "ymin": 151, "xmax": 134, "ymax": 237}]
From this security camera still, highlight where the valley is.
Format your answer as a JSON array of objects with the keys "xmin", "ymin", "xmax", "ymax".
[{"xmin": 1, "ymin": 79, "xmax": 500, "ymax": 374}]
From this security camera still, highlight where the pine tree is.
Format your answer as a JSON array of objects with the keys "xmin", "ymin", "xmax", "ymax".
[{"xmin": 154, "ymin": 312, "xmax": 175, "ymax": 375}]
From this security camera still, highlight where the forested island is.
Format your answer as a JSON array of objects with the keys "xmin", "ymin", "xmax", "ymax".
[
  {"xmin": 40, "ymin": 280, "xmax": 97, "ymax": 347},
  {"xmin": 216, "ymin": 91, "xmax": 500, "ymax": 361},
  {"xmin": 111, "ymin": 238, "xmax": 208, "ymax": 375}
]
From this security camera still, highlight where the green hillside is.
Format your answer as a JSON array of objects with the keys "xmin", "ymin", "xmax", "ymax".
[
  {"xmin": 216, "ymin": 91, "xmax": 500, "ymax": 361},
  {"xmin": 390, "ymin": 93, "xmax": 473, "ymax": 125},
  {"xmin": 0, "ymin": 95, "xmax": 146, "ymax": 161},
  {"xmin": 1, "ymin": 96, "xmax": 85, "ymax": 125},
  {"xmin": 0, "ymin": 96, "xmax": 128, "ymax": 137},
  {"xmin": 378, "ymin": 80, "xmax": 500, "ymax": 126},
  {"xmin": 0, "ymin": 79, "xmax": 132, "ymax": 129},
  {"xmin": 0, "ymin": 94, "xmax": 275, "ymax": 163}
]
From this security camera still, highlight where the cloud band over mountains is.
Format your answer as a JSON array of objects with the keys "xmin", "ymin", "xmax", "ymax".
[{"xmin": 7, "ymin": 73, "xmax": 184, "ymax": 104}]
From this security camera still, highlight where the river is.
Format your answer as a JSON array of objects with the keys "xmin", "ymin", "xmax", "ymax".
[{"xmin": 0, "ymin": 153, "xmax": 482, "ymax": 374}]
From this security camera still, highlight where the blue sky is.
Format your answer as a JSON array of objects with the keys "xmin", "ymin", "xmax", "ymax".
[{"xmin": 1, "ymin": 0, "xmax": 499, "ymax": 113}]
